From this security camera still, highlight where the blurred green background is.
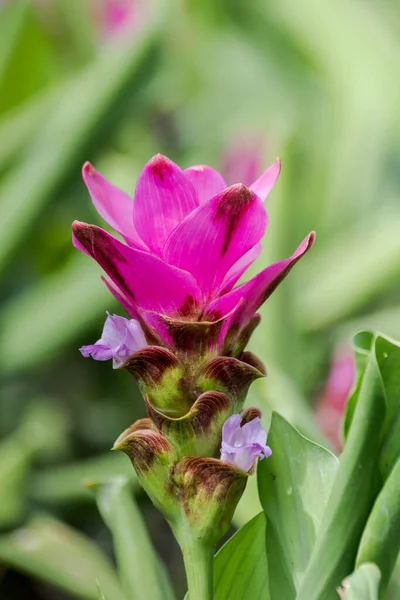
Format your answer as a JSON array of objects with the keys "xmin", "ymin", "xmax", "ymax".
[{"xmin": 0, "ymin": 0, "xmax": 400, "ymax": 598}]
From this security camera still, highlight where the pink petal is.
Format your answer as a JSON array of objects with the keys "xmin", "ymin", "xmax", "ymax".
[
  {"xmin": 72, "ymin": 221, "xmax": 201, "ymax": 315},
  {"xmin": 101, "ymin": 276, "xmax": 138, "ymax": 318},
  {"xmin": 206, "ymin": 232, "xmax": 316, "ymax": 323},
  {"xmin": 219, "ymin": 242, "xmax": 262, "ymax": 294},
  {"xmin": 184, "ymin": 165, "xmax": 226, "ymax": 205},
  {"xmin": 133, "ymin": 154, "xmax": 198, "ymax": 256},
  {"xmin": 250, "ymin": 158, "xmax": 281, "ymax": 202},
  {"xmin": 164, "ymin": 184, "xmax": 267, "ymax": 298},
  {"xmin": 82, "ymin": 162, "xmax": 146, "ymax": 249}
]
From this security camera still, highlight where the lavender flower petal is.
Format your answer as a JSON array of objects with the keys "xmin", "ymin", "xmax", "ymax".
[
  {"xmin": 80, "ymin": 313, "xmax": 147, "ymax": 368},
  {"xmin": 220, "ymin": 413, "xmax": 271, "ymax": 472}
]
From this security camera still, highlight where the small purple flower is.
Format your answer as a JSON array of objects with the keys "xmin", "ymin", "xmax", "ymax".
[
  {"xmin": 80, "ymin": 313, "xmax": 146, "ymax": 368},
  {"xmin": 220, "ymin": 414, "xmax": 272, "ymax": 472}
]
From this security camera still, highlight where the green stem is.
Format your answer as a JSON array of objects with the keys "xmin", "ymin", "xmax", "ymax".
[{"xmin": 180, "ymin": 535, "xmax": 214, "ymax": 600}]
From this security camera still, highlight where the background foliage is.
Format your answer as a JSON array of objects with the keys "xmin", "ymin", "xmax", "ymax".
[{"xmin": 0, "ymin": 1, "xmax": 400, "ymax": 598}]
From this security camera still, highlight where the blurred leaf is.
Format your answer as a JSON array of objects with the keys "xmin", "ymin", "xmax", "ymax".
[
  {"xmin": 91, "ymin": 477, "xmax": 174, "ymax": 600},
  {"xmin": 297, "ymin": 333, "xmax": 386, "ymax": 600},
  {"xmin": 97, "ymin": 581, "xmax": 107, "ymax": 600},
  {"xmin": 0, "ymin": 1, "xmax": 54, "ymax": 113},
  {"xmin": 0, "ymin": 514, "xmax": 125, "ymax": 600},
  {"xmin": 17, "ymin": 399, "xmax": 70, "ymax": 458},
  {"xmin": 213, "ymin": 512, "xmax": 270, "ymax": 600},
  {"xmin": 298, "ymin": 211, "xmax": 400, "ymax": 332},
  {"xmin": 0, "ymin": 86, "xmax": 60, "ymax": 173},
  {"xmin": 356, "ymin": 458, "xmax": 400, "ymax": 596},
  {"xmin": 258, "ymin": 413, "xmax": 338, "ymax": 599},
  {"xmin": 0, "ymin": 437, "xmax": 31, "ymax": 529},
  {"xmin": 58, "ymin": 0, "xmax": 96, "ymax": 65},
  {"xmin": 0, "ymin": 10, "xmax": 163, "ymax": 274},
  {"xmin": 30, "ymin": 452, "xmax": 138, "ymax": 505},
  {"xmin": 0, "ymin": 400, "xmax": 69, "ymax": 528},
  {"xmin": 0, "ymin": 255, "xmax": 112, "ymax": 373},
  {"xmin": 338, "ymin": 564, "xmax": 381, "ymax": 600},
  {"xmin": 0, "ymin": 2, "xmax": 27, "ymax": 84}
]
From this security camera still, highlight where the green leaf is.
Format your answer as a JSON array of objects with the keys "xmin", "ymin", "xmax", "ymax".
[
  {"xmin": 387, "ymin": 556, "xmax": 400, "ymax": 600},
  {"xmin": 338, "ymin": 563, "xmax": 381, "ymax": 600},
  {"xmin": 297, "ymin": 336, "xmax": 386, "ymax": 600},
  {"xmin": 344, "ymin": 333, "xmax": 400, "ymax": 480},
  {"xmin": 0, "ymin": 515, "xmax": 125, "ymax": 600},
  {"xmin": 257, "ymin": 413, "xmax": 339, "ymax": 599},
  {"xmin": 214, "ymin": 512, "xmax": 270, "ymax": 600},
  {"xmin": 92, "ymin": 477, "xmax": 174, "ymax": 600},
  {"xmin": 356, "ymin": 457, "xmax": 400, "ymax": 596},
  {"xmin": 342, "ymin": 330, "xmax": 374, "ymax": 439},
  {"xmin": 375, "ymin": 336, "xmax": 400, "ymax": 479}
]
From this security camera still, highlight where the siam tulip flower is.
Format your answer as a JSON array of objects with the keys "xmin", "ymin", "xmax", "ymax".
[
  {"xmin": 73, "ymin": 151, "xmax": 315, "ymax": 599},
  {"xmin": 73, "ymin": 154, "xmax": 314, "ymax": 363},
  {"xmin": 315, "ymin": 344, "xmax": 356, "ymax": 451},
  {"xmin": 80, "ymin": 312, "xmax": 146, "ymax": 368},
  {"xmin": 220, "ymin": 413, "xmax": 272, "ymax": 472}
]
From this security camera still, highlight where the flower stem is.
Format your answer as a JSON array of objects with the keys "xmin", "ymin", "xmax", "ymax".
[{"xmin": 180, "ymin": 535, "xmax": 214, "ymax": 600}]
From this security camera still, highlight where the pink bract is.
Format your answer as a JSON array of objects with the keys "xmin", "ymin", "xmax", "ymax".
[
  {"xmin": 316, "ymin": 344, "xmax": 356, "ymax": 451},
  {"xmin": 73, "ymin": 154, "xmax": 314, "ymax": 350}
]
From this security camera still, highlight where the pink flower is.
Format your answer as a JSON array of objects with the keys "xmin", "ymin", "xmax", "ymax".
[
  {"xmin": 99, "ymin": 0, "xmax": 138, "ymax": 38},
  {"xmin": 315, "ymin": 345, "xmax": 356, "ymax": 450},
  {"xmin": 222, "ymin": 136, "xmax": 265, "ymax": 188},
  {"xmin": 220, "ymin": 414, "xmax": 272, "ymax": 472},
  {"xmin": 80, "ymin": 312, "xmax": 146, "ymax": 368},
  {"xmin": 72, "ymin": 154, "xmax": 314, "ymax": 352}
]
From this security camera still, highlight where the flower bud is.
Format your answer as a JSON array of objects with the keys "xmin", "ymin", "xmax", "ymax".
[
  {"xmin": 123, "ymin": 347, "xmax": 189, "ymax": 416},
  {"xmin": 171, "ymin": 456, "xmax": 247, "ymax": 544},
  {"xmin": 113, "ymin": 421, "xmax": 178, "ymax": 520}
]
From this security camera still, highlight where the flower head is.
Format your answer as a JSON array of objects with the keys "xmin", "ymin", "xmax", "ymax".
[
  {"xmin": 220, "ymin": 414, "xmax": 271, "ymax": 472},
  {"xmin": 315, "ymin": 344, "xmax": 356, "ymax": 450},
  {"xmin": 72, "ymin": 154, "xmax": 314, "ymax": 356},
  {"xmin": 80, "ymin": 313, "xmax": 146, "ymax": 368}
]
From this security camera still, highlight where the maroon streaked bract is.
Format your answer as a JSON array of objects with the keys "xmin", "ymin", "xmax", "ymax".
[{"xmin": 73, "ymin": 153, "xmax": 314, "ymax": 355}]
